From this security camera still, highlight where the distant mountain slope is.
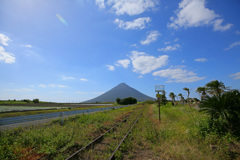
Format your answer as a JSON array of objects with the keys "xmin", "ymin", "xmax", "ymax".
[{"xmin": 83, "ymin": 83, "xmax": 155, "ymax": 103}]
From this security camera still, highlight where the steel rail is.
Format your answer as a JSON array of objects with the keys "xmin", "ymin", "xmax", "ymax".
[
  {"xmin": 65, "ymin": 107, "xmax": 144, "ymax": 160},
  {"xmin": 108, "ymin": 113, "xmax": 142, "ymax": 160},
  {"xmin": 65, "ymin": 115, "xmax": 130, "ymax": 160}
]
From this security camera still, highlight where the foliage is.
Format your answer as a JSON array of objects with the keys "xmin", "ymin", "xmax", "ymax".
[
  {"xmin": 205, "ymin": 80, "xmax": 226, "ymax": 96},
  {"xmin": 169, "ymin": 92, "xmax": 176, "ymax": 106},
  {"xmin": 116, "ymin": 97, "xmax": 137, "ymax": 105},
  {"xmin": 22, "ymin": 99, "xmax": 31, "ymax": 103},
  {"xmin": 199, "ymin": 90, "xmax": 240, "ymax": 136},
  {"xmin": 33, "ymin": 99, "xmax": 39, "ymax": 103},
  {"xmin": 160, "ymin": 93, "xmax": 167, "ymax": 105},
  {"xmin": 183, "ymin": 87, "xmax": 191, "ymax": 108},
  {"xmin": 196, "ymin": 87, "xmax": 207, "ymax": 100}
]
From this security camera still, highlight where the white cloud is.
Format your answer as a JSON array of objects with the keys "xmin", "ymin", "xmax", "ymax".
[
  {"xmin": 158, "ymin": 44, "xmax": 180, "ymax": 52},
  {"xmin": 181, "ymin": 60, "xmax": 186, "ymax": 63},
  {"xmin": 194, "ymin": 58, "xmax": 208, "ymax": 62},
  {"xmin": 114, "ymin": 17, "xmax": 151, "ymax": 30},
  {"xmin": 230, "ymin": 72, "xmax": 240, "ymax": 80},
  {"xmin": 224, "ymin": 41, "xmax": 240, "ymax": 50},
  {"xmin": 174, "ymin": 38, "xmax": 179, "ymax": 42},
  {"xmin": 23, "ymin": 44, "xmax": 32, "ymax": 48},
  {"xmin": 61, "ymin": 75, "xmax": 76, "ymax": 80},
  {"xmin": 0, "ymin": 46, "xmax": 15, "ymax": 64},
  {"xmin": 129, "ymin": 51, "xmax": 168, "ymax": 74},
  {"xmin": 236, "ymin": 31, "xmax": 240, "ymax": 35},
  {"xmin": 164, "ymin": 41, "xmax": 171, "ymax": 45},
  {"xmin": 152, "ymin": 68, "xmax": 205, "ymax": 83},
  {"xmin": 0, "ymin": 34, "xmax": 11, "ymax": 46},
  {"xmin": 115, "ymin": 59, "xmax": 130, "ymax": 68},
  {"xmin": 168, "ymin": 0, "xmax": 232, "ymax": 31},
  {"xmin": 38, "ymin": 84, "xmax": 47, "ymax": 88},
  {"xmin": 48, "ymin": 84, "xmax": 56, "ymax": 87},
  {"xmin": 57, "ymin": 85, "xmax": 67, "ymax": 88},
  {"xmin": 95, "ymin": 0, "xmax": 105, "ymax": 9},
  {"xmin": 130, "ymin": 44, "xmax": 137, "ymax": 47},
  {"xmin": 212, "ymin": 19, "xmax": 233, "ymax": 31},
  {"xmin": 38, "ymin": 84, "xmax": 67, "ymax": 88},
  {"xmin": 164, "ymin": 38, "xmax": 178, "ymax": 45},
  {"xmin": 140, "ymin": 30, "xmax": 161, "ymax": 45},
  {"xmin": 106, "ymin": 0, "xmax": 158, "ymax": 16},
  {"xmin": 106, "ymin": 65, "xmax": 115, "ymax": 71},
  {"xmin": 80, "ymin": 78, "xmax": 88, "ymax": 81}
]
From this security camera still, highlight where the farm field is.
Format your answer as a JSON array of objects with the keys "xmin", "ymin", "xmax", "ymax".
[
  {"xmin": 0, "ymin": 106, "xmax": 67, "ymax": 113},
  {"xmin": 0, "ymin": 104, "xmax": 114, "ymax": 118},
  {"xmin": 0, "ymin": 103, "xmax": 239, "ymax": 160}
]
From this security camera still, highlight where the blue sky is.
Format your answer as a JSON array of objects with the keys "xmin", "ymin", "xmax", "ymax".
[{"xmin": 0, "ymin": 0, "xmax": 240, "ymax": 102}]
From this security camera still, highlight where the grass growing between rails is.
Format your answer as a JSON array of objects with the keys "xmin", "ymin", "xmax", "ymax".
[
  {"xmin": 0, "ymin": 105, "xmax": 143, "ymax": 160},
  {"xmin": 120, "ymin": 104, "xmax": 240, "ymax": 159}
]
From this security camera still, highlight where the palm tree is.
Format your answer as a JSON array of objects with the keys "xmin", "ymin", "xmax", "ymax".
[
  {"xmin": 169, "ymin": 92, "xmax": 176, "ymax": 106},
  {"xmin": 205, "ymin": 80, "xmax": 226, "ymax": 96},
  {"xmin": 196, "ymin": 87, "xmax": 207, "ymax": 100},
  {"xmin": 178, "ymin": 93, "xmax": 185, "ymax": 105},
  {"xmin": 183, "ymin": 87, "xmax": 191, "ymax": 108}
]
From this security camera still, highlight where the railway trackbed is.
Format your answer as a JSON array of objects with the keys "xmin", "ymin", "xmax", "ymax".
[{"xmin": 65, "ymin": 106, "xmax": 145, "ymax": 160}]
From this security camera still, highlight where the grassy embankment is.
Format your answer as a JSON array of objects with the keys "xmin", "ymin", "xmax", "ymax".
[
  {"xmin": 0, "ymin": 104, "xmax": 142, "ymax": 160},
  {"xmin": 117, "ymin": 103, "xmax": 240, "ymax": 159}
]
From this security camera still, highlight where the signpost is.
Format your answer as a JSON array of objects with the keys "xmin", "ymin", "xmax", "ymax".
[{"xmin": 155, "ymin": 85, "xmax": 165, "ymax": 122}]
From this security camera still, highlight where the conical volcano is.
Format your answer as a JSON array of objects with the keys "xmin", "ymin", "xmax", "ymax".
[{"xmin": 83, "ymin": 83, "xmax": 155, "ymax": 103}]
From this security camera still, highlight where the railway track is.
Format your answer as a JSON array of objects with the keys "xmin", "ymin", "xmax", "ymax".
[{"xmin": 65, "ymin": 106, "xmax": 145, "ymax": 160}]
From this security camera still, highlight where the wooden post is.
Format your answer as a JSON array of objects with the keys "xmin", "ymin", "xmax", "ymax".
[{"xmin": 158, "ymin": 91, "xmax": 161, "ymax": 122}]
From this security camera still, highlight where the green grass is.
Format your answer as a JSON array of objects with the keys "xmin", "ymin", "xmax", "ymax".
[
  {"xmin": 0, "ymin": 105, "xmax": 141, "ymax": 160},
  {"xmin": 1, "ymin": 103, "xmax": 239, "ymax": 160},
  {"xmin": 123, "ymin": 103, "xmax": 240, "ymax": 159}
]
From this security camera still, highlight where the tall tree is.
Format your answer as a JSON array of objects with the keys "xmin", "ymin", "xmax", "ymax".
[
  {"xmin": 169, "ymin": 92, "xmax": 176, "ymax": 106},
  {"xmin": 160, "ymin": 91, "xmax": 167, "ymax": 105},
  {"xmin": 178, "ymin": 93, "xmax": 185, "ymax": 104},
  {"xmin": 183, "ymin": 87, "xmax": 191, "ymax": 108},
  {"xmin": 196, "ymin": 87, "xmax": 207, "ymax": 100},
  {"xmin": 205, "ymin": 80, "xmax": 226, "ymax": 96}
]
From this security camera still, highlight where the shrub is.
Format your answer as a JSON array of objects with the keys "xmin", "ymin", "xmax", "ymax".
[
  {"xmin": 22, "ymin": 99, "xmax": 31, "ymax": 103},
  {"xmin": 116, "ymin": 97, "xmax": 137, "ymax": 105},
  {"xmin": 199, "ymin": 90, "xmax": 240, "ymax": 136},
  {"xmin": 33, "ymin": 99, "xmax": 39, "ymax": 103}
]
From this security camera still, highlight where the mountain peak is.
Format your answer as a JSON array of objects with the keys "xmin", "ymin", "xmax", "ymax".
[{"xmin": 83, "ymin": 83, "xmax": 155, "ymax": 103}]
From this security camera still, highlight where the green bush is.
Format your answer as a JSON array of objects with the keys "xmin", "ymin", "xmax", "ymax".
[
  {"xmin": 33, "ymin": 99, "xmax": 39, "ymax": 103},
  {"xmin": 116, "ymin": 97, "xmax": 137, "ymax": 105},
  {"xmin": 199, "ymin": 89, "xmax": 240, "ymax": 136}
]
